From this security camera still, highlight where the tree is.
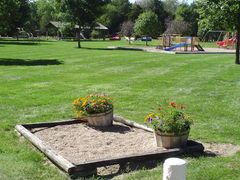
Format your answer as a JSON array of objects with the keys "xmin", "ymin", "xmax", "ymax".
[
  {"xmin": 137, "ymin": 0, "xmax": 168, "ymax": 34},
  {"xmin": 164, "ymin": 20, "xmax": 191, "ymax": 35},
  {"xmin": 162, "ymin": 0, "xmax": 179, "ymax": 13},
  {"xmin": 134, "ymin": 11, "xmax": 160, "ymax": 45},
  {"xmin": 98, "ymin": 0, "xmax": 130, "ymax": 35},
  {"xmin": 24, "ymin": 1, "xmax": 40, "ymax": 35},
  {"xmin": 98, "ymin": 4, "xmax": 122, "ymax": 34},
  {"xmin": 119, "ymin": 21, "xmax": 134, "ymax": 44},
  {"xmin": 58, "ymin": 0, "xmax": 105, "ymax": 48},
  {"xmin": 197, "ymin": 0, "xmax": 240, "ymax": 64},
  {"xmin": 175, "ymin": 3, "xmax": 199, "ymax": 36},
  {"xmin": 0, "ymin": 0, "xmax": 30, "ymax": 36},
  {"xmin": 36, "ymin": 0, "xmax": 55, "ymax": 33},
  {"xmin": 128, "ymin": 3, "xmax": 143, "ymax": 22}
]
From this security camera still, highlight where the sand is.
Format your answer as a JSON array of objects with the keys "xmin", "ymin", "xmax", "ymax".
[{"xmin": 32, "ymin": 122, "xmax": 160, "ymax": 164}]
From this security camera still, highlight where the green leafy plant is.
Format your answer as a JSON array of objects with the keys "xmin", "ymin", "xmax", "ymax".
[
  {"xmin": 145, "ymin": 102, "xmax": 193, "ymax": 135},
  {"xmin": 73, "ymin": 94, "xmax": 114, "ymax": 118}
]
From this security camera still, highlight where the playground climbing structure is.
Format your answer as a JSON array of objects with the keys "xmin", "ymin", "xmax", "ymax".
[{"xmin": 157, "ymin": 34, "xmax": 204, "ymax": 52}]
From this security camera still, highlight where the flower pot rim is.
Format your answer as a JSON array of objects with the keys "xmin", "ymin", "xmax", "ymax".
[
  {"xmin": 155, "ymin": 130, "xmax": 190, "ymax": 136},
  {"xmin": 87, "ymin": 109, "xmax": 113, "ymax": 117}
]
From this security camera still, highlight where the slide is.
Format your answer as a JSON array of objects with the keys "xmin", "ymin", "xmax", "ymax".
[{"xmin": 164, "ymin": 43, "xmax": 190, "ymax": 51}]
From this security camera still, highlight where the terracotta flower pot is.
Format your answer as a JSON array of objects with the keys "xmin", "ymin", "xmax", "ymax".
[
  {"xmin": 154, "ymin": 130, "xmax": 189, "ymax": 149},
  {"xmin": 87, "ymin": 109, "xmax": 113, "ymax": 127}
]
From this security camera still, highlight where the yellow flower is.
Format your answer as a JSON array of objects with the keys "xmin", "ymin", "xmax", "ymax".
[
  {"xmin": 82, "ymin": 100, "xmax": 87, "ymax": 106},
  {"xmin": 73, "ymin": 100, "xmax": 78, "ymax": 105},
  {"xmin": 149, "ymin": 113, "xmax": 155, "ymax": 117}
]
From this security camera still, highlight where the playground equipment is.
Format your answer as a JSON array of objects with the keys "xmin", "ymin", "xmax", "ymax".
[
  {"xmin": 157, "ymin": 34, "xmax": 204, "ymax": 52},
  {"xmin": 141, "ymin": 37, "xmax": 152, "ymax": 41},
  {"xmin": 216, "ymin": 32, "xmax": 236, "ymax": 48},
  {"xmin": 202, "ymin": 30, "xmax": 227, "ymax": 42}
]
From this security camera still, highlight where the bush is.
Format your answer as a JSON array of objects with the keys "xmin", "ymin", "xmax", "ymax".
[{"xmin": 134, "ymin": 11, "xmax": 161, "ymax": 38}]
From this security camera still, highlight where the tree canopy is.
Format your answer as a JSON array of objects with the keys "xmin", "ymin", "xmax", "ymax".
[
  {"xmin": 197, "ymin": 0, "xmax": 240, "ymax": 64},
  {"xmin": 0, "ymin": 0, "xmax": 30, "ymax": 36},
  {"xmin": 134, "ymin": 11, "xmax": 160, "ymax": 38},
  {"xmin": 58, "ymin": 0, "xmax": 106, "ymax": 47}
]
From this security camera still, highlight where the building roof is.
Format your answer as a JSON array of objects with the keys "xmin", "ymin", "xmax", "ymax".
[
  {"xmin": 48, "ymin": 21, "xmax": 67, "ymax": 29},
  {"xmin": 48, "ymin": 21, "xmax": 108, "ymax": 30}
]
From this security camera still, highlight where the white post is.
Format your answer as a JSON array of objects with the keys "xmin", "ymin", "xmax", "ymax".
[{"xmin": 163, "ymin": 158, "xmax": 186, "ymax": 180}]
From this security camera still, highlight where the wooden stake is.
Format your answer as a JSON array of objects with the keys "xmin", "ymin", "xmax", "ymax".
[{"xmin": 113, "ymin": 115, "xmax": 153, "ymax": 132}]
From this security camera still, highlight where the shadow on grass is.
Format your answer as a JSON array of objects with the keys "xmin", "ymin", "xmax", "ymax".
[
  {"xmin": 79, "ymin": 47, "xmax": 143, "ymax": 51},
  {"xmin": 94, "ymin": 152, "xmax": 217, "ymax": 180},
  {"xmin": 78, "ymin": 47, "xmax": 114, "ymax": 51},
  {"xmin": 92, "ymin": 141, "xmax": 216, "ymax": 180},
  {"xmin": 95, "ymin": 159, "xmax": 162, "ymax": 180},
  {"xmin": 0, "ymin": 39, "xmax": 52, "ymax": 42},
  {"xmin": 0, "ymin": 41, "xmax": 42, "ymax": 45},
  {"xmin": 0, "ymin": 58, "xmax": 63, "ymax": 66}
]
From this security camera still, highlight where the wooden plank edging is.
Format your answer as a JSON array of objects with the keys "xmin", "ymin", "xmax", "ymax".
[
  {"xmin": 15, "ymin": 124, "xmax": 75, "ymax": 173},
  {"xmin": 113, "ymin": 115, "xmax": 153, "ymax": 132},
  {"xmin": 21, "ymin": 119, "xmax": 82, "ymax": 128}
]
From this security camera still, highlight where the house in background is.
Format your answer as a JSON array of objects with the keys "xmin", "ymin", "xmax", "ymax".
[{"xmin": 46, "ymin": 21, "xmax": 108, "ymax": 40}]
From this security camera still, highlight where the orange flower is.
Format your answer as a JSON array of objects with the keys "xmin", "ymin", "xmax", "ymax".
[
  {"xmin": 73, "ymin": 100, "xmax": 78, "ymax": 105},
  {"xmin": 157, "ymin": 106, "xmax": 163, "ymax": 110},
  {"xmin": 179, "ymin": 105, "xmax": 185, "ymax": 109}
]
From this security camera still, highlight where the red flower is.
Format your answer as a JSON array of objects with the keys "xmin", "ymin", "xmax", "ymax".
[
  {"xmin": 179, "ymin": 105, "xmax": 185, "ymax": 109},
  {"xmin": 169, "ymin": 102, "xmax": 175, "ymax": 105},
  {"xmin": 157, "ymin": 106, "xmax": 163, "ymax": 110},
  {"xmin": 169, "ymin": 102, "xmax": 176, "ymax": 107}
]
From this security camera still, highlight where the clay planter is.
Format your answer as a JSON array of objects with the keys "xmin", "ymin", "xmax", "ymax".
[
  {"xmin": 154, "ymin": 130, "xmax": 189, "ymax": 149},
  {"xmin": 87, "ymin": 109, "xmax": 113, "ymax": 127}
]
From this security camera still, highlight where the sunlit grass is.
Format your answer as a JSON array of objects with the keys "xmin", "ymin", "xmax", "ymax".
[{"xmin": 0, "ymin": 39, "xmax": 239, "ymax": 179}]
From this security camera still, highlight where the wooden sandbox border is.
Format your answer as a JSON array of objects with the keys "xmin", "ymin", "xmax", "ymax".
[{"xmin": 15, "ymin": 115, "xmax": 204, "ymax": 178}]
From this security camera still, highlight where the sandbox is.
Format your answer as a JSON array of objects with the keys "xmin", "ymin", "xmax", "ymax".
[{"xmin": 15, "ymin": 116, "xmax": 204, "ymax": 178}]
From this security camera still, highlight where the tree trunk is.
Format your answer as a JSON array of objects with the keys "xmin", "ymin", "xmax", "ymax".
[
  {"xmin": 76, "ymin": 27, "xmax": 81, "ymax": 48},
  {"xmin": 235, "ymin": 28, "xmax": 240, "ymax": 64}
]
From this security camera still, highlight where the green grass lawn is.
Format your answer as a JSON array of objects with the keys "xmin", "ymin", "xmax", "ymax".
[{"xmin": 0, "ymin": 39, "xmax": 239, "ymax": 180}]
